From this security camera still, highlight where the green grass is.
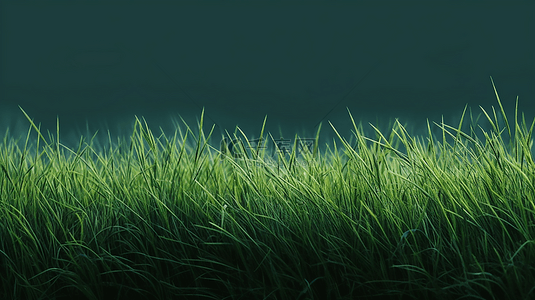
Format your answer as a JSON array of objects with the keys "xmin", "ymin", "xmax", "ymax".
[{"xmin": 2, "ymin": 79, "xmax": 535, "ymax": 300}]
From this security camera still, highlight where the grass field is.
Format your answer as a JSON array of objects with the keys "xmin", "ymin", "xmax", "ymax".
[{"xmin": 1, "ymin": 80, "xmax": 535, "ymax": 300}]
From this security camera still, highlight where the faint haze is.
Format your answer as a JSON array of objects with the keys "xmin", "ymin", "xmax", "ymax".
[{"xmin": 1, "ymin": 2, "xmax": 533, "ymax": 155}]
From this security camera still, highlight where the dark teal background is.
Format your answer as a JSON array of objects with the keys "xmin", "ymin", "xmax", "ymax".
[{"xmin": 1, "ymin": 2, "xmax": 534, "ymax": 152}]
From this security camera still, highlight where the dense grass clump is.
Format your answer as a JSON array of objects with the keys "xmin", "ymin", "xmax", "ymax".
[{"xmin": 2, "ymin": 81, "xmax": 535, "ymax": 300}]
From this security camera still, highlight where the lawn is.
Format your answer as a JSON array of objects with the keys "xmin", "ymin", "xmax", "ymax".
[{"xmin": 1, "ymin": 79, "xmax": 534, "ymax": 300}]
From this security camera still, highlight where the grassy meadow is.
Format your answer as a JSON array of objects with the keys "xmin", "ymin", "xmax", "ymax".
[{"xmin": 1, "ymin": 81, "xmax": 535, "ymax": 299}]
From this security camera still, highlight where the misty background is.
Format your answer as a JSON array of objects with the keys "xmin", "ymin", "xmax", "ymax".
[{"xmin": 1, "ymin": 2, "xmax": 534, "ymax": 157}]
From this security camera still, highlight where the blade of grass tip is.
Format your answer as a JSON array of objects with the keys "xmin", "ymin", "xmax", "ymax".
[
  {"xmin": 441, "ymin": 115, "xmax": 446, "ymax": 155},
  {"xmin": 201, "ymin": 123, "xmax": 216, "ymax": 155},
  {"xmin": 191, "ymin": 121, "xmax": 216, "ymax": 183},
  {"xmin": 512, "ymin": 97, "xmax": 520, "ymax": 163},
  {"xmin": 223, "ymin": 129, "xmax": 242, "ymax": 159},
  {"xmin": 346, "ymin": 107, "xmax": 359, "ymax": 140},
  {"xmin": 328, "ymin": 120, "xmax": 353, "ymax": 155},
  {"xmin": 392, "ymin": 119, "xmax": 415, "ymax": 150},
  {"xmin": 142, "ymin": 117, "xmax": 163, "ymax": 180},
  {"xmin": 525, "ymin": 113, "xmax": 535, "ymax": 162},
  {"xmin": 452, "ymin": 104, "xmax": 469, "ymax": 153},
  {"xmin": 198, "ymin": 110, "xmax": 217, "ymax": 155},
  {"xmin": 388, "ymin": 119, "xmax": 401, "ymax": 150},
  {"xmin": 479, "ymin": 105, "xmax": 498, "ymax": 136},
  {"xmin": 267, "ymin": 132, "xmax": 286, "ymax": 172},
  {"xmin": 236, "ymin": 126, "xmax": 254, "ymax": 159},
  {"xmin": 472, "ymin": 107, "xmax": 483, "ymax": 134},
  {"xmin": 194, "ymin": 108, "xmax": 205, "ymax": 164},
  {"xmin": 19, "ymin": 106, "xmax": 46, "ymax": 145},
  {"xmin": 437, "ymin": 122, "xmax": 479, "ymax": 148},
  {"xmin": 176, "ymin": 112, "xmax": 195, "ymax": 154},
  {"xmin": 426, "ymin": 119, "xmax": 435, "ymax": 156},
  {"xmin": 170, "ymin": 128, "xmax": 188, "ymax": 186},
  {"xmin": 255, "ymin": 115, "xmax": 268, "ymax": 159},
  {"xmin": 438, "ymin": 122, "xmax": 488, "ymax": 167},
  {"xmin": 366, "ymin": 122, "xmax": 410, "ymax": 165},
  {"xmin": 132, "ymin": 116, "xmax": 146, "ymax": 163},
  {"xmin": 218, "ymin": 131, "xmax": 229, "ymax": 157},
  {"xmin": 512, "ymin": 96, "xmax": 533, "ymax": 166},
  {"xmin": 517, "ymin": 114, "xmax": 535, "ymax": 167},
  {"xmin": 140, "ymin": 116, "xmax": 156, "ymax": 152},
  {"xmin": 291, "ymin": 133, "xmax": 300, "ymax": 170},
  {"xmin": 346, "ymin": 107, "xmax": 372, "ymax": 158},
  {"xmin": 234, "ymin": 127, "xmax": 253, "ymax": 172},
  {"xmin": 2, "ymin": 126, "xmax": 8, "ymax": 148},
  {"xmin": 372, "ymin": 121, "xmax": 393, "ymax": 146},
  {"xmin": 313, "ymin": 121, "xmax": 322, "ymax": 158},
  {"xmin": 21, "ymin": 124, "xmax": 33, "ymax": 169},
  {"xmin": 514, "ymin": 99, "xmax": 533, "ymax": 168},
  {"xmin": 492, "ymin": 106, "xmax": 500, "ymax": 136},
  {"xmin": 19, "ymin": 107, "xmax": 55, "ymax": 167},
  {"xmin": 491, "ymin": 76, "xmax": 512, "ymax": 142},
  {"xmin": 56, "ymin": 116, "xmax": 60, "ymax": 162}
]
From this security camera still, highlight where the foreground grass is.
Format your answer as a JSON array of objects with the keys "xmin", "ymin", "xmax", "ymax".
[{"xmin": 2, "ymin": 82, "xmax": 535, "ymax": 299}]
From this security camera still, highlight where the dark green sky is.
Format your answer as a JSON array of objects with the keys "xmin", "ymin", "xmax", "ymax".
[{"xmin": 1, "ymin": 2, "xmax": 534, "ymax": 152}]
